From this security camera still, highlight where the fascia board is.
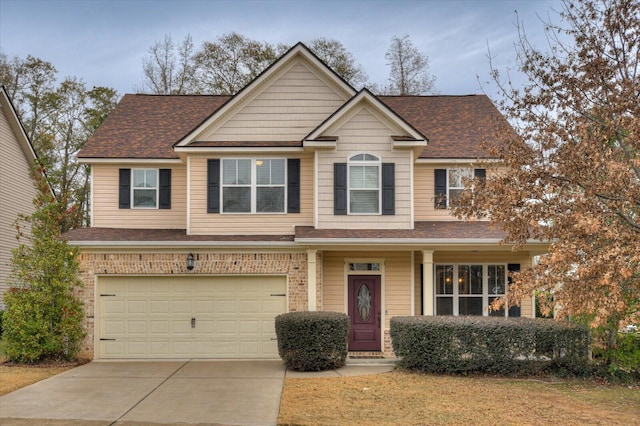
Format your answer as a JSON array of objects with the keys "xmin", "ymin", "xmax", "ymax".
[
  {"xmin": 78, "ymin": 158, "xmax": 184, "ymax": 164},
  {"xmin": 68, "ymin": 240, "xmax": 298, "ymax": 249},
  {"xmin": 416, "ymin": 158, "xmax": 502, "ymax": 164},
  {"xmin": 173, "ymin": 147, "xmax": 304, "ymax": 154}
]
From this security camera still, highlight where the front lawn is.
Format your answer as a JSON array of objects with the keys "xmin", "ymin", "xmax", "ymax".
[
  {"xmin": 278, "ymin": 370, "xmax": 640, "ymax": 425},
  {"xmin": 0, "ymin": 340, "xmax": 76, "ymax": 396}
]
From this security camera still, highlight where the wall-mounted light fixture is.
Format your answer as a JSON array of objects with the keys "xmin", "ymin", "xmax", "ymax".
[{"xmin": 187, "ymin": 253, "xmax": 195, "ymax": 271}]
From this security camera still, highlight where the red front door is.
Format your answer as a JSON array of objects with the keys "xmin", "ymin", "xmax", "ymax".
[{"xmin": 348, "ymin": 275, "xmax": 381, "ymax": 351}]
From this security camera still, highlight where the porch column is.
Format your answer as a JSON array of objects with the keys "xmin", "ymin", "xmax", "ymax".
[
  {"xmin": 307, "ymin": 249, "xmax": 317, "ymax": 311},
  {"xmin": 422, "ymin": 250, "xmax": 434, "ymax": 315}
]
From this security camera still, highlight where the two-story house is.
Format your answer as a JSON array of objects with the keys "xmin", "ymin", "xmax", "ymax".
[
  {"xmin": 0, "ymin": 86, "xmax": 39, "ymax": 306},
  {"xmin": 66, "ymin": 43, "xmax": 547, "ymax": 360}
]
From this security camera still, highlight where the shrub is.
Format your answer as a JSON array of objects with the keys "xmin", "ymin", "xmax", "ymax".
[
  {"xmin": 592, "ymin": 330, "xmax": 640, "ymax": 383},
  {"xmin": 0, "ymin": 309, "xmax": 4, "ymax": 337},
  {"xmin": 4, "ymin": 168, "xmax": 85, "ymax": 363},
  {"xmin": 3, "ymin": 287, "xmax": 85, "ymax": 363},
  {"xmin": 391, "ymin": 316, "xmax": 589, "ymax": 376},
  {"xmin": 276, "ymin": 311, "xmax": 349, "ymax": 371}
]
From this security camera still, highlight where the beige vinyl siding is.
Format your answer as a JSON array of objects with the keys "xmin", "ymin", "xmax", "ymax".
[
  {"xmin": 316, "ymin": 106, "xmax": 413, "ymax": 230},
  {"xmin": 412, "ymin": 250, "xmax": 535, "ymax": 317},
  {"xmin": 189, "ymin": 154, "xmax": 313, "ymax": 235},
  {"xmin": 202, "ymin": 60, "xmax": 347, "ymax": 142},
  {"xmin": 0, "ymin": 105, "xmax": 37, "ymax": 300},
  {"xmin": 91, "ymin": 164, "xmax": 187, "ymax": 229},
  {"xmin": 414, "ymin": 163, "xmax": 501, "ymax": 221},
  {"xmin": 322, "ymin": 251, "xmax": 413, "ymax": 325}
]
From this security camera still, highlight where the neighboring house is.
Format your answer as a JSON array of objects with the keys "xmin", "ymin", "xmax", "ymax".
[
  {"xmin": 0, "ymin": 86, "xmax": 39, "ymax": 307},
  {"xmin": 66, "ymin": 44, "xmax": 548, "ymax": 360}
]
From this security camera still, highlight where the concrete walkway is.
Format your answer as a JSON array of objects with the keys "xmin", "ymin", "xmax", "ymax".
[{"xmin": 0, "ymin": 360, "xmax": 395, "ymax": 426}]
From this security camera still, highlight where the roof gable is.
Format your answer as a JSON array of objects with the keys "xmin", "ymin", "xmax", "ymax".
[
  {"xmin": 304, "ymin": 89, "xmax": 427, "ymax": 151},
  {"xmin": 176, "ymin": 43, "xmax": 357, "ymax": 147}
]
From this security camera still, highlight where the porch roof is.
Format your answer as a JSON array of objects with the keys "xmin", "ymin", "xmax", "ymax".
[{"xmin": 63, "ymin": 221, "xmax": 539, "ymax": 250}]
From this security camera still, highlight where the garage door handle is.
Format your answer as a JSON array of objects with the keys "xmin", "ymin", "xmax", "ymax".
[
  {"xmin": 191, "ymin": 317, "xmax": 196, "ymax": 328},
  {"xmin": 100, "ymin": 338, "xmax": 116, "ymax": 341},
  {"xmin": 271, "ymin": 293, "xmax": 286, "ymax": 297}
]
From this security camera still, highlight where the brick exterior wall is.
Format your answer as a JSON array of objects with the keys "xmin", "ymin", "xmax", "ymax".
[{"xmin": 77, "ymin": 250, "xmax": 315, "ymax": 359}]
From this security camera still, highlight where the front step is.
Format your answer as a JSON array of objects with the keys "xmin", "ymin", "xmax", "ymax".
[{"xmin": 346, "ymin": 352, "xmax": 397, "ymax": 366}]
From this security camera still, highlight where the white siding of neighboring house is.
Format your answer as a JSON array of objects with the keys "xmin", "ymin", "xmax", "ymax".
[
  {"xmin": 316, "ymin": 105, "xmax": 414, "ymax": 230},
  {"xmin": 0, "ymin": 102, "xmax": 37, "ymax": 304},
  {"xmin": 198, "ymin": 59, "xmax": 349, "ymax": 142}
]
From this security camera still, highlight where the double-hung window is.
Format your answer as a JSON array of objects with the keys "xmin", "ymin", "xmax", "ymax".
[
  {"xmin": 435, "ymin": 264, "xmax": 508, "ymax": 316},
  {"xmin": 349, "ymin": 153, "xmax": 380, "ymax": 214},
  {"xmin": 447, "ymin": 168, "xmax": 473, "ymax": 207},
  {"xmin": 434, "ymin": 168, "xmax": 484, "ymax": 209},
  {"xmin": 132, "ymin": 169, "xmax": 158, "ymax": 208},
  {"xmin": 222, "ymin": 158, "xmax": 285, "ymax": 213}
]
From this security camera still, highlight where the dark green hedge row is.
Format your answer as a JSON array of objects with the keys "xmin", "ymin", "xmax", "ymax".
[
  {"xmin": 275, "ymin": 311, "xmax": 349, "ymax": 371},
  {"xmin": 391, "ymin": 316, "xmax": 590, "ymax": 375}
]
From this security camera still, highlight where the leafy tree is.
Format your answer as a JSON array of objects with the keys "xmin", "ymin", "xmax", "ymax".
[
  {"xmin": 307, "ymin": 38, "xmax": 369, "ymax": 89},
  {"xmin": 381, "ymin": 34, "xmax": 436, "ymax": 95},
  {"xmin": 0, "ymin": 53, "xmax": 119, "ymax": 231},
  {"xmin": 3, "ymin": 166, "xmax": 85, "ymax": 363},
  {"xmin": 455, "ymin": 0, "xmax": 640, "ymax": 351},
  {"xmin": 139, "ymin": 33, "xmax": 198, "ymax": 94},
  {"xmin": 193, "ymin": 32, "xmax": 282, "ymax": 95},
  {"xmin": 139, "ymin": 34, "xmax": 370, "ymax": 94}
]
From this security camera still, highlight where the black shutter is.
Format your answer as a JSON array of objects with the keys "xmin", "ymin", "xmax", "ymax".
[
  {"xmin": 159, "ymin": 169, "xmax": 171, "ymax": 209},
  {"xmin": 382, "ymin": 163, "xmax": 395, "ymax": 215},
  {"xmin": 434, "ymin": 169, "xmax": 447, "ymax": 209},
  {"xmin": 334, "ymin": 163, "xmax": 347, "ymax": 215},
  {"xmin": 119, "ymin": 168, "xmax": 131, "ymax": 209},
  {"xmin": 287, "ymin": 159, "xmax": 300, "ymax": 213},
  {"xmin": 508, "ymin": 263, "xmax": 521, "ymax": 317},
  {"xmin": 207, "ymin": 159, "xmax": 220, "ymax": 213},
  {"xmin": 474, "ymin": 168, "xmax": 486, "ymax": 179}
]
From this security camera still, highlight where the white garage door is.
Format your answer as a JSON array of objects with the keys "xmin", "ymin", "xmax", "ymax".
[{"xmin": 98, "ymin": 276, "xmax": 287, "ymax": 359}]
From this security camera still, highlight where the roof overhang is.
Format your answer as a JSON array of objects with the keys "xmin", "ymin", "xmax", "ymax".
[{"xmin": 78, "ymin": 158, "xmax": 183, "ymax": 164}]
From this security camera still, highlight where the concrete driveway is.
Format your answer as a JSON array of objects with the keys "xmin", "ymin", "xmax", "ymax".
[{"xmin": 0, "ymin": 360, "xmax": 286, "ymax": 426}]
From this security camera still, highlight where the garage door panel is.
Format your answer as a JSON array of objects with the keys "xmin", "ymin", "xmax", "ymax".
[
  {"xmin": 194, "ymin": 300, "xmax": 215, "ymax": 313},
  {"xmin": 127, "ymin": 321, "xmax": 147, "ymax": 335},
  {"xmin": 127, "ymin": 300, "xmax": 147, "ymax": 314},
  {"xmin": 218, "ymin": 300, "xmax": 238, "ymax": 313},
  {"xmin": 150, "ymin": 320, "xmax": 170, "ymax": 334},
  {"xmin": 173, "ymin": 300, "xmax": 192, "ymax": 313},
  {"xmin": 150, "ymin": 300, "xmax": 170, "ymax": 313},
  {"xmin": 103, "ymin": 300, "xmax": 124, "ymax": 314},
  {"xmin": 99, "ymin": 276, "xmax": 286, "ymax": 359},
  {"xmin": 239, "ymin": 300, "xmax": 260, "ymax": 312},
  {"xmin": 263, "ymin": 299, "xmax": 286, "ymax": 313}
]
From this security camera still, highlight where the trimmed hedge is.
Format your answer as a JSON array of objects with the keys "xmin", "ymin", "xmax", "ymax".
[
  {"xmin": 275, "ymin": 311, "xmax": 349, "ymax": 371},
  {"xmin": 391, "ymin": 316, "xmax": 589, "ymax": 375}
]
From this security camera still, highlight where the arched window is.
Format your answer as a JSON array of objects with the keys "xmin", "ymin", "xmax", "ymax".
[{"xmin": 348, "ymin": 153, "xmax": 381, "ymax": 214}]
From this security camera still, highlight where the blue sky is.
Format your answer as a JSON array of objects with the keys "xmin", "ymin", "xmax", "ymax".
[{"xmin": 0, "ymin": 0, "xmax": 564, "ymax": 98}]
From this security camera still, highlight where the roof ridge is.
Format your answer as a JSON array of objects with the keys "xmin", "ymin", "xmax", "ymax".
[{"xmin": 127, "ymin": 93, "xmax": 231, "ymax": 98}]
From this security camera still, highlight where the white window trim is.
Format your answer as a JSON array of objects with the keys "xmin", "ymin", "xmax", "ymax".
[
  {"xmin": 131, "ymin": 168, "xmax": 158, "ymax": 209},
  {"xmin": 221, "ymin": 158, "xmax": 287, "ymax": 214},
  {"xmin": 434, "ymin": 263, "xmax": 509, "ymax": 317},
  {"xmin": 348, "ymin": 153, "xmax": 381, "ymax": 215},
  {"xmin": 446, "ymin": 168, "xmax": 473, "ymax": 209}
]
